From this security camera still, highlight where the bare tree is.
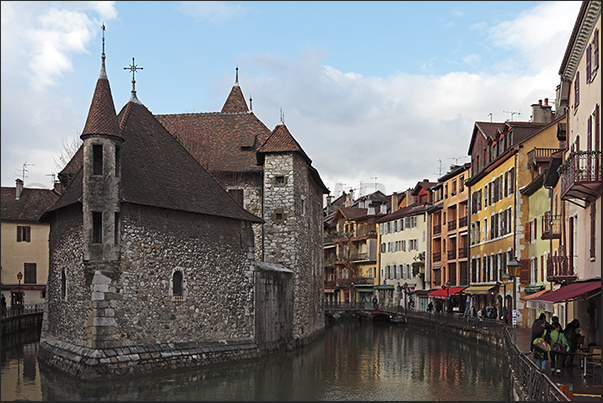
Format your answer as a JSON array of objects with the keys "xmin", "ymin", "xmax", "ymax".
[{"xmin": 53, "ymin": 133, "xmax": 82, "ymax": 172}]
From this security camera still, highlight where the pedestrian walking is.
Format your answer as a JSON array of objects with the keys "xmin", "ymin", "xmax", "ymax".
[
  {"xmin": 530, "ymin": 313, "xmax": 547, "ymax": 349},
  {"xmin": 563, "ymin": 319, "xmax": 581, "ymax": 368},
  {"xmin": 549, "ymin": 322, "xmax": 569, "ymax": 376},
  {"xmin": 532, "ymin": 319, "xmax": 550, "ymax": 372},
  {"xmin": 1, "ymin": 294, "xmax": 6, "ymax": 317}
]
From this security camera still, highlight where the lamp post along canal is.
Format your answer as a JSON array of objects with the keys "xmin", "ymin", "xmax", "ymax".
[
  {"xmin": 403, "ymin": 282, "xmax": 408, "ymax": 310},
  {"xmin": 507, "ymin": 257, "xmax": 522, "ymax": 344},
  {"xmin": 17, "ymin": 271, "xmax": 23, "ymax": 310},
  {"xmin": 501, "ymin": 272, "xmax": 510, "ymax": 325},
  {"xmin": 442, "ymin": 280, "xmax": 450, "ymax": 313}
]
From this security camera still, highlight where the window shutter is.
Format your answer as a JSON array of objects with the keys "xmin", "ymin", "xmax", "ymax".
[
  {"xmin": 594, "ymin": 29, "xmax": 599, "ymax": 70},
  {"xmin": 587, "ymin": 115, "xmax": 592, "ymax": 151},
  {"xmin": 525, "ymin": 221, "xmax": 531, "ymax": 242},
  {"xmin": 17, "ymin": 226, "xmax": 22, "ymax": 242},
  {"xmin": 575, "ymin": 71, "xmax": 580, "ymax": 107},
  {"xmin": 519, "ymin": 259, "xmax": 531, "ymax": 284},
  {"xmin": 586, "ymin": 43, "xmax": 592, "ymax": 83}
]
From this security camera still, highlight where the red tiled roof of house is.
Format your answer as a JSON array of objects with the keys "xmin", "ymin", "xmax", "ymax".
[
  {"xmin": 1, "ymin": 187, "xmax": 59, "ymax": 222},
  {"xmin": 156, "ymin": 110, "xmax": 272, "ymax": 174}
]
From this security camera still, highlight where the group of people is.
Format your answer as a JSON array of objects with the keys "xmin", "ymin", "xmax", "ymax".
[{"xmin": 530, "ymin": 313, "xmax": 583, "ymax": 376}]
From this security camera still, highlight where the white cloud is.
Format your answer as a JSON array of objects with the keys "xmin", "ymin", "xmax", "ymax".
[{"xmin": 1, "ymin": 1, "xmax": 116, "ymax": 188}]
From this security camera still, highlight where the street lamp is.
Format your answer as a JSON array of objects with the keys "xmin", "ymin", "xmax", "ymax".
[
  {"xmin": 403, "ymin": 282, "xmax": 408, "ymax": 310},
  {"xmin": 442, "ymin": 280, "xmax": 451, "ymax": 313},
  {"xmin": 501, "ymin": 272, "xmax": 510, "ymax": 325},
  {"xmin": 17, "ymin": 271, "xmax": 23, "ymax": 309},
  {"xmin": 507, "ymin": 257, "xmax": 523, "ymax": 344}
]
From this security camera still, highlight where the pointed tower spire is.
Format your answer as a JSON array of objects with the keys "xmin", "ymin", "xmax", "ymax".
[
  {"xmin": 124, "ymin": 57, "xmax": 143, "ymax": 104},
  {"xmin": 249, "ymin": 94, "xmax": 252, "ymax": 112},
  {"xmin": 100, "ymin": 23, "xmax": 107, "ymax": 79},
  {"xmin": 221, "ymin": 67, "xmax": 249, "ymax": 113},
  {"xmin": 81, "ymin": 24, "xmax": 121, "ymax": 141}
]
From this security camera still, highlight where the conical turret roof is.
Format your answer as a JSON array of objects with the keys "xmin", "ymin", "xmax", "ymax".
[
  {"xmin": 80, "ymin": 73, "xmax": 122, "ymax": 140},
  {"xmin": 221, "ymin": 85, "xmax": 249, "ymax": 114},
  {"xmin": 257, "ymin": 123, "xmax": 311, "ymax": 163}
]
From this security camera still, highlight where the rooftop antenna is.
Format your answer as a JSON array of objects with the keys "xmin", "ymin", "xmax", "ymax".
[
  {"xmin": 448, "ymin": 156, "xmax": 466, "ymax": 165},
  {"xmin": 279, "ymin": 108, "xmax": 284, "ymax": 124},
  {"xmin": 503, "ymin": 110, "xmax": 521, "ymax": 122},
  {"xmin": 434, "ymin": 159, "xmax": 442, "ymax": 177},
  {"xmin": 125, "ymin": 57, "xmax": 143, "ymax": 103},
  {"xmin": 487, "ymin": 113, "xmax": 492, "ymax": 123},
  {"xmin": 21, "ymin": 162, "xmax": 34, "ymax": 183},
  {"xmin": 46, "ymin": 173, "xmax": 57, "ymax": 187}
]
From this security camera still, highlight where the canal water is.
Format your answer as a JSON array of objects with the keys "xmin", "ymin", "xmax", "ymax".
[{"xmin": 1, "ymin": 319, "xmax": 510, "ymax": 401}]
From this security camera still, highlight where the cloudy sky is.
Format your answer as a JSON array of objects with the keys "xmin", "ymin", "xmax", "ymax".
[{"xmin": 1, "ymin": 1, "xmax": 582, "ymax": 197}]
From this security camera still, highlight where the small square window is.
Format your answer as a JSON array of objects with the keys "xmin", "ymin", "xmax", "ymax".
[
  {"xmin": 276, "ymin": 176, "xmax": 285, "ymax": 185},
  {"xmin": 275, "ymin": 212, "xmax": 283, "ymax": 221}
]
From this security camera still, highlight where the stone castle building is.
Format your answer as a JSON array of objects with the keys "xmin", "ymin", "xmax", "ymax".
[{"xmin": 38, "ymin": 33, "xmax": 327, "ymax": 380}]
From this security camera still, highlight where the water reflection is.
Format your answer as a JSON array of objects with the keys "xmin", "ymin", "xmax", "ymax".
[{"xmin": 2, "ymin": 320, "xmax": 510, "ymax": 401}]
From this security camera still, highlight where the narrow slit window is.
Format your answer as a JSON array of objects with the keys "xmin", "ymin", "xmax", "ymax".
[
  {"xmin": 173, "ymin": 271, "xmax": 183, "ymax": 297},
  {"xmin": 92, "ymin": 211, "xmax": 103, "ymax": 243},
  {"xmin": 93, "ymin": 144, "xmax": 103, "ymax": 175},
  {"xmin": 114, "ymin": 212, "xmax": 120, "ymax": 245}
]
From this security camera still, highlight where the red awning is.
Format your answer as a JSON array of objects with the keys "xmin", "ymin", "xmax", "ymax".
[
  {"xmin": 427, "ymin": 286, "xmax": 467, "ymax": 300},
  {"xmin": 521, "ymin": 288, "xmax": 549, "ymax": 301},
  {"xmin": 530, "ymin": 280, "xmax": 600, "ymax": 303}
]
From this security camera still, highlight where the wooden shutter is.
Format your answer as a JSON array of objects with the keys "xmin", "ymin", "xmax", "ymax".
[
  {"xmin": 586, "ymin": 43, "xmax": 592, "ymax": 83},
  {"xmin": 594, "ymin": 29, "xmax": 599, "ymax": 70},
  {"xmin": 575, "ymin": 71, "xmax": 580, "ymax": 107},
  {"xmin": 519, "ymin": 259, "xmax": 530, "ymax": 284},
  {"xmin": 525, "ymin": 220, "xmax": 531, "ymax": 242}
]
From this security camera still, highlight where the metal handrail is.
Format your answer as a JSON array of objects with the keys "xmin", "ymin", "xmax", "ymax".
[{"xmin": 1, "ymin": 303, "xmax": 45, "ymax": 319}]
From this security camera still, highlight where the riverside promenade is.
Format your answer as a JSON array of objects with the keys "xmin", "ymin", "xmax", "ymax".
[{"xmin": 514, "ymin": 325, "xmax": 601, "ymax": 401}]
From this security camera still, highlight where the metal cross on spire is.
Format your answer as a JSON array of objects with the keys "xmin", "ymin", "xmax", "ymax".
[
  {"xmin": 125, "ymin": 57, "xmax": 143, "ymax": 92},
  {"xmin": 124, "ymin": 57, "xmax": 143, "ymax": 103}
]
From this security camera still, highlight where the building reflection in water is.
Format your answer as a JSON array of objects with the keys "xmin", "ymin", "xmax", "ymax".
[{"xmin": 2, "ymin": 320, "xmax": 509, "ymax": 401}]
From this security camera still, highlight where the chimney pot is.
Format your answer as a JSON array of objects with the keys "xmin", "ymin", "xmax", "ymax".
[
  {"xmin": 15, "ymin": 178, "xmax": 24, "ymax": 200},
  {"xmin": 544, "ymin": 98, "xmax": 548, "ymax": 106},
  {"xmin": 538, "ymin": 99, "xmax": 542, "ymax": 105}
]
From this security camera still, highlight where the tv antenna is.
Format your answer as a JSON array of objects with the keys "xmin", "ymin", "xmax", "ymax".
[
  {"xmin": 487, "ymin": 113, "xmax": 492, "ymax": 123},
  {"xmin": 503, "ymin": 110, "xmax": 521, "ymax": 121},
  {"xmin": 434, "ymin": 159, "xmax": 443, "ymax": 177},
  {"xmin": 18, "ymin": 162, "xmax": 34, "ymax": 183},
  {"xmin": 448, "ymin": 156, "xmax": 467, "ymax": 165}
]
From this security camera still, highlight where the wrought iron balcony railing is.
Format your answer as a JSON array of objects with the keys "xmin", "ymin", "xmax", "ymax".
[
  {"xmin": 541, "ymin": 214, "xmax": 561, "ymax": 239},
  {"xmin": 458, "ymin": 216, "xmax": 468, "ymax": 228},
  {"xmin": 433, "ymin": 224, "xmax": 441, "ymax": 235},
  {"xmin": 448, "ymin": 219, "xmax": 457, "ymax": 231},
  {"xmin": 433, "ymin": 252, "xmax": 441, "ymax": 262},
  {"xmin": 546, "ymin": 255, "xmax": 577, "ymax": 282},
  {"xmin": 560, "ymin": 153, "xmax": 601, "ymax": 202}
]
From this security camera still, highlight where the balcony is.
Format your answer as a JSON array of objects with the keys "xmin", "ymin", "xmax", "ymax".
[
  {"xmin": 448, "ymin": 219, "xmax": 457, "ymax": 231},
  {"xmin": 541, "ymin": 214, "xmax": 561, "ymax": 240},
  {"xmin": 447, "ymin": 249, "xmax": 456, "ymax": 260},
  {"xmin": 433, "ymin": 224, "xmax": 441, "ymax": 235},
  {"xmin": 433, "ymin": 252, "xmax": 441, "ymax": 262},
  {"xmin": 528, "ymin": 147, "xmax": 564, "ymax": 166},
  {"xmin": 546, "ymin": 256, "xmax": 577, "ymax": 282},
  {"xmin": 559, "ymin": 152, "xmax": 601, "ymax": 203},
  {"xmin": 324, "ymin": 280, "xmax": 337, "ymax": 289},
  {"xmin": 458, "ymin": 247, "xmax": 467, "ymax": 259},
  {"xmin": 350, "ymin": 253, "xmax": 374, "ymax": 262},
  {"xmin": 458, "ymin": 216, "xmax": 467, "ymax": 228}
]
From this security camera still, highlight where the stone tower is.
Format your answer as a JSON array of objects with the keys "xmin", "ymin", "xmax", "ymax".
[{"xmin": 257, "ymin": 122, "xmax": 327, "ymax": 346}]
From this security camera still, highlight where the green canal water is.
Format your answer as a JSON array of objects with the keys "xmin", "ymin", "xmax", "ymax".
[{"xmin": 1, "ymin": 319, "xmax": 510, "ymax": 401}]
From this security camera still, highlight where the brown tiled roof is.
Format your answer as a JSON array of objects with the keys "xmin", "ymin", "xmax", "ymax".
[
  {"xmin": 45, "ymin": 100, "xmax": 262, "ymax": 224},
  {"xmin": 81, "ymin": 76, "xmax": 122, "ymax": 140},
  {"xmin": 1, "ymin": 187, "xmax": 59, "ymax": 222},
  {"xmin": 58, "ymin": 144, "xmax": 83, "ymax": 187},
  {"xmin": 221, "ymin": 85, "xmax": 249, "ymax": 113},
  {"xmin": 468, "ymin": 122, "xmax": 506, "ymax": 154},
  {"xmin": 332, "ymin": 207, "xmax": 368, "ymax": 222},
  {"xmin": 156, "ymin": 109, "xmax": 272, "ymax": 173},
  {"xmin": 376, "ymin": 202, "xmax": 429, "ymax": 223},
  {"xmin": 257, "ymin": 123, "xmax": 311, "ymax": 164}
]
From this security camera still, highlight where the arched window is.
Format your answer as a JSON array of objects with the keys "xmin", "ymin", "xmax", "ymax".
[{"xmin": 173, "ymin": 271, "xmax": 183, "ymax": 298}]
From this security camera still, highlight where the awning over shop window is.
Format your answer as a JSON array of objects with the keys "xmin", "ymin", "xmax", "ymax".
[
  {"xmin": 523, "ymin": 285, "xmax": 545, "ymax": 293},
  {"xmin": 520, "ymin": 288, "xmax": 549, "ymax": 301},
  {"xmin": 530, "ymin": 280, "xmax": 600, "ymax": 304},
  {"xmin": 463, "ymin": 285, "xmax": 495, "ymax": 295},
  {"xmin": 427, "ymin": 286, "xmax": 467, "ymax": 299}
]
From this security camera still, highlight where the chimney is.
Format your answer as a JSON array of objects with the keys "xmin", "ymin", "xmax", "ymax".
[
  {"xmin": 15, "ymin": 178, "xmax": 24, "ymax": 200},
  {"xmin": 391, "ymin": 193, "xmax": 400, "ymax": 212},
  {"xmin": 531, "ymin": 98, "xmax": 553, "ymax": 124}
]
